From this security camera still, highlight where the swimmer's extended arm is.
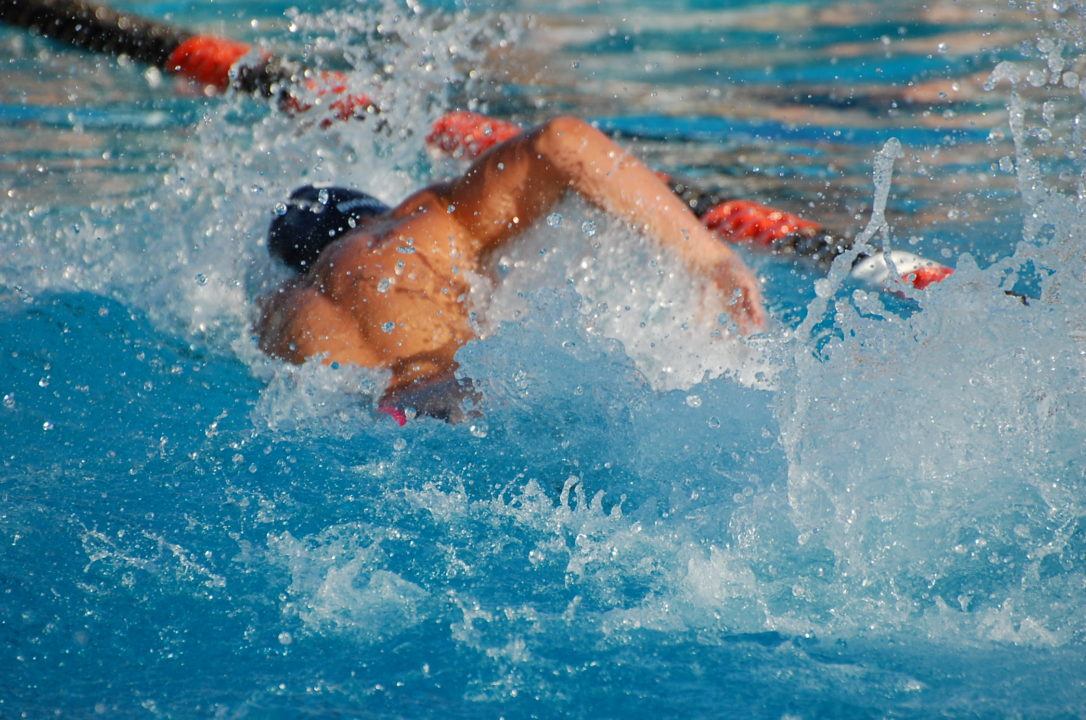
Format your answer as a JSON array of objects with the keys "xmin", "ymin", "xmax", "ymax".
[{"xmin": 439, "ymin": 116, "xmax": 766, "ymax": 332}]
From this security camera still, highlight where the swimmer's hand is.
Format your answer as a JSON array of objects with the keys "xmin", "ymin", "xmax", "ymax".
[{"xmin": 707, "ymin": 254, "xmax": 766, "ymax": 334}]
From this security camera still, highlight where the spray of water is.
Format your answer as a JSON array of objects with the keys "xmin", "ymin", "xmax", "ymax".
[
  {"xmin": 766, "ymin": 59, "xmax": 1086, "ymax": 644},
  {"xmin": 2, "ymin": 1, "xmax": 1084, "ymax": 667}
]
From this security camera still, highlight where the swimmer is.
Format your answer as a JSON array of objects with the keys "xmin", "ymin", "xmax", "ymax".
[{"xmin": 256, "ymin": 117, "xmax": 766, "ymax": 419}]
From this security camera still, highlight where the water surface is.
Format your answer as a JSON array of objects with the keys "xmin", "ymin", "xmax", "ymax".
[{"xmin": 2, "ymin": 1, "xmax": 1085, "ymax": 717}]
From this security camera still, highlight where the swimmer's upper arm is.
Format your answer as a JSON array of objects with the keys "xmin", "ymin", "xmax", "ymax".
[
  {"xmin": 438, "ymin": 115, "xmax": 711, "ymax": 262},
  {"xmin": 438, "ymin": 119, "xmax": 577, "ymax": 253}
]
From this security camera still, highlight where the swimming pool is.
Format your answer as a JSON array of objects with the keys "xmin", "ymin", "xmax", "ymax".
[{"xmin": 2, "ymin": 0, "xmax": 1085, "ymax": 716}]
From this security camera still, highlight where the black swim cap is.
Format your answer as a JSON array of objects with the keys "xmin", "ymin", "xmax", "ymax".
[{"xmin": 267, "ymin": 185, "xmax": 390, "ymax": 272}]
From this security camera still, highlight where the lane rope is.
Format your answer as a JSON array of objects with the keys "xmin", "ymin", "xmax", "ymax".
[
  {"xmin": 430, "ymin": 111, "xmax": 953, "ymax": 289},
  {"xmin": 1, "ymin": 0, "xmax": 954, "ymax": 290}
]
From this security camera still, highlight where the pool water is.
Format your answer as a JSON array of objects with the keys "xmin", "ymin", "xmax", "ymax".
[{"xmin": 2, "ymin": 1, "xmax": 1085, "ymax": 717}]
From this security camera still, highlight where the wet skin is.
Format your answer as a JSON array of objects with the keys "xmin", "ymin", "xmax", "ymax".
[{"xmin": 256, "ymin": 116, "xmax": 766, "ymax": 411}]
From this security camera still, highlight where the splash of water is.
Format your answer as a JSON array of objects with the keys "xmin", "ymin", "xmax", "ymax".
[
  {"xmin": 2, "ymin": 0, "xmax": 1084, "ymax": 671},
  {"xmin": 0, "ymin": 1, "xmax": 500, "ymax": 358},
  {"xmin": 768, "ymin": 59, "xmax": 1086, "ymax": 644},
  {"xmin": 271, "ymin": 524, "xmax": 429, "ymax": 642},
  {"xmin": 478, "ymin": 201, "xmax": 777, "ymax": 391}
]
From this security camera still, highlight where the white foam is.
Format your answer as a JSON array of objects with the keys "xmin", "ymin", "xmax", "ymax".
[
  {"xmin": 251, "ymin": 359, "xmax": 389, "ymax": 435},
  {"xmin": 270, "ymin": 525, "xmax": 428, "ymax": 641}
]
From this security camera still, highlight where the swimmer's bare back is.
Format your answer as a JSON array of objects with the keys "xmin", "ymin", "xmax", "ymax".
[{"xmin": 256, "ymin": 116, "xmax": 767, "ymax": 408}]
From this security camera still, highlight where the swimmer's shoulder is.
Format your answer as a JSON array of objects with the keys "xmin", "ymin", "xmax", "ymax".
[{"xmin": 255, "ymin": 279, "xmax": 371, "ymax": 365}]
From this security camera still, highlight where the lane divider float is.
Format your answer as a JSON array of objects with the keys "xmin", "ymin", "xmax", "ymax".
[{"xmin": 2, "ymin": 0, "xmax": 954, "ymax": 292}]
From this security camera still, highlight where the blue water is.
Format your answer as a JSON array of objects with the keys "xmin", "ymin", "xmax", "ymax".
[{"xmin": 3, "ymin": 1, "xmax": 1086, "ymax": 717}]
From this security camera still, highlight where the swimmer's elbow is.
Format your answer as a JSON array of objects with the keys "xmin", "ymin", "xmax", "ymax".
[
  {"xmin": 541, "ymin": 115, "xmax": 592, "ymax": 138},
  {"xmin": 535, "ymin": 115, "xmax": 605, "ymax": 158}
]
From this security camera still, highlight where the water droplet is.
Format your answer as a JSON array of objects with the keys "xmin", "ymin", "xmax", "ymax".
[
  {"xmin": 546, "ymin": 212, "xmax": 563, "ymax": 227},
  {"xmin": 195, "ymin": 273, "xmax": 207, "ymax": 285},
  {"xmin": 273, "ymin": 202, "xmax": 288, "ymax": 216},
  {"xmin": 3, "ymin": 393, "xmax": 14, "ymax": 409},
  {"xmin": 393, "ymin": 438, "xmax": 407, "ymax": 451},
  {"xmin": 685, "ymin": 394, "xmax": 702, "ymax": 408},
  {"xmin": 469, "ymin": 423, "xmax": 488, "ymax": 438},
  {"xmin": 42, "ymin": 421, "xmax": 53, "ymax": 431},
  {"xmin": 707, "ymin": 416, "xmax": 721, "ymax": 429},
  {"xmin": 382, "ymin": 321, "xmax": 396, "ymax": 333},
  {"xmin": 581, "ymin": 220, "xmax": 597, "ymax": 237},
  {"xmin": 37, "ymin": 378, "xmax": 48, "ymax": 388},
  {"xmin": 377, "ymin": 278, "xmax": 392, "ymax": 293},
  {"xmin": 317, "ymin": 188, "xmax": 330, "ymax": 205},
  {"xmin": 999, "ymin": 156, "xmax": 1015, "ymax": 173},
  {"xmin": 936, "ymin": 42, "xmax": 948, "ymax": 54},
  {"xmin": 278, "ymin": 631, "xmax": 293, "ymax": 645}
]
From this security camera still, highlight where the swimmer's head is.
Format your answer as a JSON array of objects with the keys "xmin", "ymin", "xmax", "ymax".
[{"xmin": 267, "ymin": 184, "xmax": 390, "ymax": 272}]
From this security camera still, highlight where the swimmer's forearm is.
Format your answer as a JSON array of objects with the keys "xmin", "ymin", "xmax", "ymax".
[
  {"xmin": 442, "ymin": 116, "xmax": 732, "ymax": 269},
  {"xmin": 533, "ymin": 118, "xmax": 739, "ymax": 272},
  {"xmin": 531, "ymin": 118, "xmax": 764, "ymax": 330}
]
